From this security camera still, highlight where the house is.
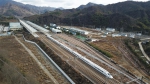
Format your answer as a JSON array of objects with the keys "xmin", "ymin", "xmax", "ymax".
[
  {"xmin": 0, "ymin": 25, "xmax": 4, "ymax": 33},
  {"xmin": 91, "ymin": 39, "xmax": 99, "ymax": 42},
  {"xmin": 69, "ymin": 28, "xmax": 89, "ymax": 35},
  {"xmin": 101, "ymin": 35, "xmax": 107, "ymax": 38},
  {"xmin": 56, "ymin": 26, "xmax": 61, "ymax": 29},
  {"xmin": 44, "ymin": 25, "xmax": 49, "ymax": 29},
  {"xmin": 106, "ymin": 28, "xmax": 115, "ymax": 32},
  {"xmin": 129, "ymin": 34, "xmax": 135, "ymax": 38},
  {"xmin": 3, "ymin": 27, "xmax": 9, "ymax": 32},
  {"xmin": 95, "ymin": 28, "xmax": 101, "ymax": 31},
  {"xmin": 51, "ymin": 28, "xmax": 62, "ymax": 34},
  {"xmin": 9, "ymin": 22, "xmax": 23, "ymax": 31},
  {"xmin": 112, "ymin": 33, "xmax": 121, "ymax": 37},
  {"xmin": 50, "ymin": 23, "xmax": 56, "ymax": 27},
  {"xmin": 137, "ymin": 33, "xmax": 142, "ymax": 36},
  {"xmin": 121, "ymin": 33, "xmax": 127, "ymax": 37}
]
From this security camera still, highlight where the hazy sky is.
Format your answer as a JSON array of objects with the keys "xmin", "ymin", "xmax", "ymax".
[{"xmin": 13, "ymin": 0, "xmax": 149, "ymax": 9}]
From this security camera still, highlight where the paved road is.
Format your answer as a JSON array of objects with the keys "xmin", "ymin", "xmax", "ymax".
[{"xmin": 138, "ymin": 42, "xmax": 150, "ymax": 62}]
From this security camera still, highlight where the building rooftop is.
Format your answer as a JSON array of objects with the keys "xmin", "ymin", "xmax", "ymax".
[
  {"xmin": 52, "ymin": 28, "xmax": 62, "ymax": 33},
  {"xmin": 70, "ymin": 28, "xmax": 89, "ymax": 35},
  {"xmin": 3, "ymin": 27, "xmax": 9, "ymax": 32},
  {"xmin": 9, "ymin": 22, "xmax": 22, "ymax": 29}
]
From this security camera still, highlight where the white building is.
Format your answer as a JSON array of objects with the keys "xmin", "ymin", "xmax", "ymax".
[
  {"xmin": 44, "ymin": 25, "xmax": 49, "ymax": 29},
  {"xmin": 3, "ymin": 27, "xmax": 9, "ymax": 32},
  {"xmin": 50, "ymin": 23, "xmax": 56, "ymax": 27},
  {"xmin": 112, "ymin": 33, "xmax": 121, "ymax": 37},
  {"xmin": 137, "ymin": 33, "xmax": 142, "ymax": 36},
  {"xmin": 104, "ymin": 32, "xmax": 109, "ymax": 35},
  {"xmin": 56, "ymin": 26, "xmax": 61, "ymax": 29},
  {"xmin": 106, "ymin": 28, "xmax": 115, "ymax": 32},
  {"xmin": 121, "ymin": 33, "xmax": 128, "ymax": 37},
  {"xmin": 0, "ymin": 25, "xmax": 4, "ymax": 33},
  {"xmin": 51, "ymin": 28, "xmax": 62, "ymax": 34},
  {"xmin": 129, "ymin": 34, "xmax": 135, "ymax": 38},
  {"xmin": 101, "ymin": 35, "xmax": 107, "ymax": 38},
  {"xmin": 91, "ymin": 39, "xmax": 99, "ymax": 42},
  {"xmin": 9, "ymin": 22, "xmax": 23, "ymax": 31},
  {"xmin": 95, "ymin": 28, "xmax": 101, "ymax": 31},
  {"xmin": 70, "ymin": 28, "xmax": 89, "ymax": 35}
]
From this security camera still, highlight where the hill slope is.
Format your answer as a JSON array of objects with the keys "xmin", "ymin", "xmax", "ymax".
[
  {"xmin": 24, "ymin": 1, "xmax": 150, "ymax": 34},
  {"xmin": 77, "ymin": 2, "xmax": 103, "ymax": 9},
  {"xmin": 0, "ymin": 0, "xmax": 63, "ymax": 17},
  {"xmin": 0, "ymin": 3, "xmax": 34, "ymax": 16}
]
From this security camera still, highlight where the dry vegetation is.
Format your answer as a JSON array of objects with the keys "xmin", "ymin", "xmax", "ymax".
[
  {"xmin": 0, "ymin": 36, "xmax": 39, "ymax": 84},
  {"xmin": 23, "ymin": 33, "xmax": 92, "ymax": 84},
  {"xmin": 90, "ymin": 37, "xmax": 122, "ymax": 59},
  {"xmin": 89, "ymin": 37, "xmax": 150, "ymax": 83},
  {"xmin": 0, "ymin": 36, "xmax": 57, "ymax": 84},
  {"xmin": 0, "ymin": 33, "xmax": 93, "ymax": 84}
]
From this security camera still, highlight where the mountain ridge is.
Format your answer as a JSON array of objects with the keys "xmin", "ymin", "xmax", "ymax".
[
  {"xmin": 0, "ymin": 0, "xmax": 64, "ymax": 17},
  {"xmin": 24, "ymin": 1, "xmax": 150, "ymax": 34},
  {"xmin": 77, "ymin": 2, "xmax": 103, "ymax": 9}
]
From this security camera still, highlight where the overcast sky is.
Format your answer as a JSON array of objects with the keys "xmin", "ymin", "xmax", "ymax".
[{"xmin": 13, "ymin": 0, "xmax": 149, "ymax": 9}]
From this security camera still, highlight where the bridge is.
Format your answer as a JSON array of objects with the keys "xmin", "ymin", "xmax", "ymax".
[{"xmin": 19, "ymin": 19, "xmax": 39, "ymax": 37}]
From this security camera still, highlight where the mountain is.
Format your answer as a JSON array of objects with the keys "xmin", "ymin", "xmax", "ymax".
[
  {"xmin": 24, "ymin": 1, "xmax": 150, "ymax": 34},
  {"xmin": 77, "ymin": 2, "xmax": 103, "ymax": 9},
  {"xmin": 0, "ymin": 0, "xmax": 13, "ymax": 6},
  {"xmin": 0, "ymin": 0, "xmax": 63, "ymax": 17},
  {"xmin": 0, "ymin": 3, "xmax": 34, "ymax": 16}
]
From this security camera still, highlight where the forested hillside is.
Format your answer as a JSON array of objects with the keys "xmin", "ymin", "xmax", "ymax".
[
  {"xmin": 24, "ymin": 1, "xmax": 150, "ymax": 34},
  {"xmin": 0, "ymin": 0, "xmax": 63, "ymax": 17}
]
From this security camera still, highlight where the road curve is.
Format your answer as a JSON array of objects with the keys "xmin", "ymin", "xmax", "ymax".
[{"xmin": 138, "ymin": 42, "xmax": 150, "ymax": 62}]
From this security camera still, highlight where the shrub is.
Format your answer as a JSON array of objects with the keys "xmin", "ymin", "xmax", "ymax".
[{"xmin": 124, "ymin": 39, "xmax": 150, "ymax": 68}]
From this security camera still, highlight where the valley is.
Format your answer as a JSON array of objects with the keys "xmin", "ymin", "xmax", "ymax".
[{"xmin": 0, "ymin": 0, "xmax": 150, "ymax": 84}]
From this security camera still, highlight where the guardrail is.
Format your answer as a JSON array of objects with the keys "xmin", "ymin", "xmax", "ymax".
[{"xmin": 22, "ymin": 35, "xmax": 75, "ymax": 84}]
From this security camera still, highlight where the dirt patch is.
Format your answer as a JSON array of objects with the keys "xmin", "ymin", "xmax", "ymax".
[
  {"xmin": 0, "ymin": 36, "xmax": 55, "ymax": 84},
  {"xmin": 90, "ymin": 37, "xmax": 150, "ymax": 82},
  {"xmin": 17, "ymin": 35, "xmax": 69, "ymax": 84}
]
